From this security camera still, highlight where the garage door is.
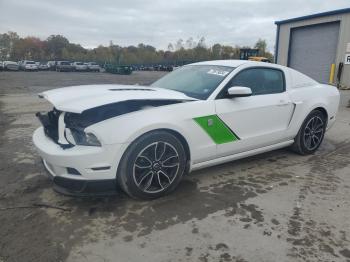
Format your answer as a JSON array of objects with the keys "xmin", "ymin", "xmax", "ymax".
[{"xmin": 288, "ymin": 22, "xmax": 340, "ymax": 83}]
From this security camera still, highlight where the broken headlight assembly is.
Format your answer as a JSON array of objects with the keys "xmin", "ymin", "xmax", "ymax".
[{"xmin": 67, "ymin": 128, "xmax": 101, "ymax": 147}]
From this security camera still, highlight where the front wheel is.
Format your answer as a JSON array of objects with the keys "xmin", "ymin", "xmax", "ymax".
[
  {"xmin": 117, "ymin": 131, "xmax": 187, "ymax": 199},
  {"xmin": 291, "ymin": 110, "xmax": 327, "ymax": 155}
]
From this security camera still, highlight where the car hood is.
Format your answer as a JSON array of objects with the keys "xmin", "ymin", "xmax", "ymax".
[{"xmin": 39, "ymin": 84, "xmax": 196, "ymax": 113}]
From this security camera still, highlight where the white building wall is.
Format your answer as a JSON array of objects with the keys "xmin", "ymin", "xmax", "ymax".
[{"xmin": 276, "ymin": 12, "xmax": 350, "ymax": 88}]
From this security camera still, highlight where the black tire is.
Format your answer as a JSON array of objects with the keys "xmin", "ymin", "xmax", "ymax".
[
  {"xmin": 117, "ymin": 130, "xmax": 187, "ymax": 199},
  {"xmin": 291, "ymin": 110, "xmax": 327, "ymax": 155}
]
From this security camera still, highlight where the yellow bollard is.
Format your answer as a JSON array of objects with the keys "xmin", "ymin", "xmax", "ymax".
[{"xmin": 329, "ymin": 63, "xmax": 335, "ymax": 84}]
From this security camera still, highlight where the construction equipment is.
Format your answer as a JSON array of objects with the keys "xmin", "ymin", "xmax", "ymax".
[{"xmin": 248, "ymin": 56, "xmax": 271, "ymax": 63}]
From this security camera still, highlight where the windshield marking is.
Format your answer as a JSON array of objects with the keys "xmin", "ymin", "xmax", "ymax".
[{"xmin": 207, "ymin": 69, "xmax": 230, "ymax": 76}]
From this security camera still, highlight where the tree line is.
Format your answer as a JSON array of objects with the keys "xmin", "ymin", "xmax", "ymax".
[{"xmin": 0, "ymin": 32, "xmax": 273, "ymax": 65}]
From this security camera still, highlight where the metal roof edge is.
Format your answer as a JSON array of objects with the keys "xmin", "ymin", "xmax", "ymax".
[{"xmin": 275, "ymin": 7, "xmax": 350, "ymax": 25}]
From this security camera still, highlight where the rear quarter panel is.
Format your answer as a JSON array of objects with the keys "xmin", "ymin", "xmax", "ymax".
[{"xmin": 287, "ymin": 84, "xmax": 340, "ymax": 138}]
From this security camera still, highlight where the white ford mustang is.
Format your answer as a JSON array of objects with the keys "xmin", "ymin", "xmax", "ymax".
[{"xmin": 33, "ymin": 60, "xmax": 340, "ymax": 199}]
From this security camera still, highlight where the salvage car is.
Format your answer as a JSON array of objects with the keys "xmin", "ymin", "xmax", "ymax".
[
  {"xmin": 20, "ymin": 60, "xmax": 39, "ymax": 71},
  {"xmin": 72, "ymin": 62, "xmax": 88, "ymax": 72},
  {"xmin": 56, "ymin": 61, "xmax": 73, "ymax": 72},
  {"xmin": 86, "ymin": 62, "xmax": 100, "ymax": 72},
  {"xmin": 33, "ymin": 60, "xmax": 340, "ymax": 199},
  {"xmin": 3, "ymin": 61, "xmax": 19, "ymax": 71},
  {"xmin": 47, "ymin": 61, "xmax": 57, "ymax": 71},
  {"xmin": 38, "ymin": 62, "xmax": 49, "ymax": 71}
]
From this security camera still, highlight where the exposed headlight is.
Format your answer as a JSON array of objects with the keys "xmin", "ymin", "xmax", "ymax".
[{"xmin": 70, "ymin": 129, "xmax": 101, "ymax": 146}]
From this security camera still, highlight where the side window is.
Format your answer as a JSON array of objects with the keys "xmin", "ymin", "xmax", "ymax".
[{"xmin": 227, "ymin": 68, "xmax": 285, "ymax": 96}]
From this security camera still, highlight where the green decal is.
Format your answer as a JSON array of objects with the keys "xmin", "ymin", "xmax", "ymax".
[{"xmin": 194, "ymin": 115, "xmax": 239, "ymax": 144}]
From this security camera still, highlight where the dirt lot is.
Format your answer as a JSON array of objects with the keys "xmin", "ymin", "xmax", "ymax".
[{"xmin": 0, "ymin": 71, "xmax": 350, "ymax": 262}]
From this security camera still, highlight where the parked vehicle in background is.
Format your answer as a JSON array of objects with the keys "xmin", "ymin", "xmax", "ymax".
[
  {"xmin": 20, "ymin": 60, "xmax": 38, "ymax": 71},
  {"xmin": 56, "ymin": 61, "xmax": 73, "ymax": 72},
  {"xmin": 3, "ymin": 61, "xmax": 19, "ymax": 71},
  {"xmin": 86, "ymin": 62, "xmax": 100, "ymax": 72},
  {"xmin": 153, "ymin": 65, "xmax": 162, "ymax": 71},
  {"xmin": 73, "ymin": 62, "xmax": 88, "ymax": 72},
  {"xmin": 154, "ymin": 65, "xmax": 173, "ymax": 71},
  {"xmin": 38, "ymin": 62, "xmax": 49, "ymax": 70},
  {"xmin": 47, "ymin": 61, "xmax": 56, "ymax": 71},
  {"xmin": 104, "ymin": 64, "xmax": 133, "ymax": 75},
  {"xmin": 0, "ymin": 61, "xmax": 3, "ymax": 71}
]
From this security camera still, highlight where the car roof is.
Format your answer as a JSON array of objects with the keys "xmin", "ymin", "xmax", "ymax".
[
  {"xmin": 190, "ymin": 59, "xmax": 256, "ymax": 67},
  {"xmin": 190, "ymin": 59, "xmax": 291, "ymax": 72}
]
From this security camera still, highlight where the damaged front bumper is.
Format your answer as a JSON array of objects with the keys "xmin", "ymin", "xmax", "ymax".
[
  {"xmin": 43, "ymin": 159, "xmax": 116, "ymax": 196},
  {"xmin": 33, "ymin": 127, "xmax": 126, "ymax": 196}
]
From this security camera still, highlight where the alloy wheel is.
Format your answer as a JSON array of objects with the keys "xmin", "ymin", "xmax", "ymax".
[
  {"xmin": 303, "ymin": 116, "xmax": 324, "ymax": 151},
  {"xmin": 133, "ymin": 141, "xmax": 180, "ymax": 193}
]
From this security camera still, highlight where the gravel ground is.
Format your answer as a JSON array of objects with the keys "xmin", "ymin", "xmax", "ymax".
[{"xmin": 0, "ymin": 71, "xmax": 349, "ymax": 262}]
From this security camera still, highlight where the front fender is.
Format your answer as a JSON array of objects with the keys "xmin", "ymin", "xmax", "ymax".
[{"xmin": 86, "ymin": 100, "xmax": 217, "ymax": 164}]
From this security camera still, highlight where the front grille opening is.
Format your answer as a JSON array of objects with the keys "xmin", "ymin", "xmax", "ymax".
[
  {"xmin": 36, "ymin": 109, "xmax": 60, "ymax": 142},
  {"xmin": 66, "ymin": 167, "xmax": 81, "ymax": 176}
]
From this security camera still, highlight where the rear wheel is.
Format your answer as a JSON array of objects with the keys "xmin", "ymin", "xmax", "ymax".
[
  {"xmin": 117, "ymin": 131, "xmax": 187, "ymax": 199},
  {"xmin": 291, "ymin": 110, "xmax": 327, "ymax": 155}
]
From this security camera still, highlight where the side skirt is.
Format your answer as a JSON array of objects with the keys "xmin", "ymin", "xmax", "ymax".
[{"xmin": 190, "ymin": 140, "xmax": 294, "ymax": 172}]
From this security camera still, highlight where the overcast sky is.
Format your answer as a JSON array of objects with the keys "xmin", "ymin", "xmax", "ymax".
[{"xmin": 0, "ymin": 0, "xmax": 349, "ymax": 52}]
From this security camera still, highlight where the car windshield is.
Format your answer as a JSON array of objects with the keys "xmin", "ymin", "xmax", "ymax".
[
  {"xmin": 61, "ymin": 61, "xmax": 70, "ymax": 65},
  {"xmin": 26, "ymin": 61, "xmax": 35, "ymax": 64},
  {"xmin": 151, "ymin": 65, "xmax": 234, "ymax": 99},
  {"xmin": 90, "ymin": 62, "xmax": 97, "ymax": 65},
  {"xmin": 76, "ymin": 62, "xmax": 83, "ymax": 65}
]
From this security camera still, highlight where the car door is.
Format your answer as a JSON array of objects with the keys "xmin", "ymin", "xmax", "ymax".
[{"xmin": 214, "ymin": 66, "xmax": 294, "ymax": 157}]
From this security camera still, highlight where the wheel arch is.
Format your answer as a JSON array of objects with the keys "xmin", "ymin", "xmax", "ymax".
[
  {"xmin": 290, "ymin": 105, "xmax": 329, "ymax": 155},
  {"xmin": 116, "ymin": 128, "xmax": 192, "ymax": 180},
  {"xmin": 158, "ymin": 128, "xmax": 191, "ymax": 163},
  {"xmin": 309, "ymin": 106, "xmax": 329, "ymax": 126},
  {"xmin": 313, "ymin": 106, "xmax": 328, "ymax": 120},
  {"xmin": 296, "ymin": 105, "xmax": 329, "ymax": 133}
]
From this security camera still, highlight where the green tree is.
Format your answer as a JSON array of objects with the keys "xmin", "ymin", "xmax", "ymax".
[
  {"xmin": 254, "ymin": 39, "xmax": 267, "ymax": 56},
  {"xmin": 46, "ymin": 35, "xmax": 69, "ymax": 59},
  {"xmin": 254, "ymin": 38, "xmax": 274, "ymax": 61},
  {"xmin": 12, "ymin": 37, "xmax": 45, "ymax": 60},
  {"xmin": 211, "ymin": 44, "xmax": 222, "ymax": 59},
  {"xmin": 0, "ymin": 31, "xmax": 19, "ymax": 59},
  {"xmin": 2, "ymin": 31, "xmax": 275, "ymax": 65}
]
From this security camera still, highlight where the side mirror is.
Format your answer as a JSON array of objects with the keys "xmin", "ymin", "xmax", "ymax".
[{"xmin": 227, "ymin": 86, "xmax": 252, "ymax": 97}]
